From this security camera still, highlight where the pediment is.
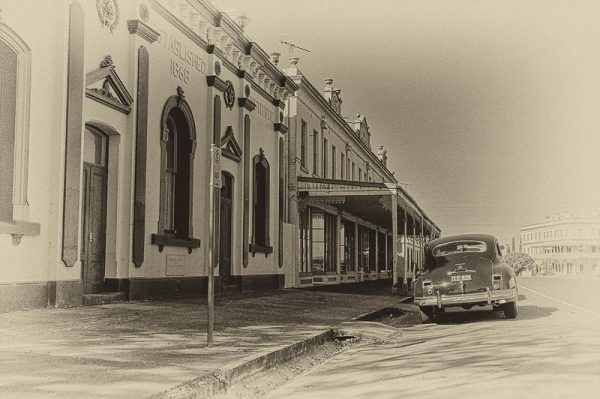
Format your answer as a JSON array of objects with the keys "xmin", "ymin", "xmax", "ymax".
[
  {"xmin": 221, "ymin": 126, "xmax": 242, "ymax": 162},
  {"xmin": 85, "ymin": 56, "xmax": 133, "ymax": 114}
]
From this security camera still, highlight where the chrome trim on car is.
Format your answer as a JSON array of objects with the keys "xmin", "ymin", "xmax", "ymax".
[{"xmin": 415, "ymin": 288, "xmax": 518, "ymax": 307}]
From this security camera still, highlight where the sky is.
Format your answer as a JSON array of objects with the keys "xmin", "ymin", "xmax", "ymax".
[{"xmin": 214, "ymin": 0, "xmax": 600, "ymax": 244}]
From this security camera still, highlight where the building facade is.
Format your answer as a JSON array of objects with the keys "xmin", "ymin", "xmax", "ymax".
[
  {"xmin": 520, "ymin": 215, "xmax": 600, "ymax": 275},
  {"xmin": 0, "ymin": 0, "xmax": 439, "ymax": 312},
  {"xmin": 283, "ymin": 58, "xmax": 439, "ymax": 290}
]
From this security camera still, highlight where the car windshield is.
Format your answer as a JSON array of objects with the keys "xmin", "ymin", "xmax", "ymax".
[{"xmin": 432, "ymin": 240, "xmax": 487, "ymax": 257}]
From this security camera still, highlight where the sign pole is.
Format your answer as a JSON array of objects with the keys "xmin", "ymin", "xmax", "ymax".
[{"xmin": 207, "ymin": 144, "xmax": 221, "ymax": 347}]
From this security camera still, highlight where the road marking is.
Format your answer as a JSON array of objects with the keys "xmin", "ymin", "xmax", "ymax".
[{"xmin": 519, "ymin": 284, "xmax": 600, "ymax": 317}]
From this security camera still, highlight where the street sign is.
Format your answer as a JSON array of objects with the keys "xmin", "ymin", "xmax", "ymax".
[{"xmin": 210, "ymin": 144, "xmax": 222, "ymax": 188}]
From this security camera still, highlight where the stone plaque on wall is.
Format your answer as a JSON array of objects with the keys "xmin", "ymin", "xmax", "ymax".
[{"xmin": 165, "ymin": 254, "xmax": 185, "ymax": 276}]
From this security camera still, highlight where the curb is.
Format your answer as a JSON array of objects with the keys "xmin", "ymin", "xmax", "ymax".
[{"xmin": 150, "ymin": 329, "xmax": 337, "ymax": 399}]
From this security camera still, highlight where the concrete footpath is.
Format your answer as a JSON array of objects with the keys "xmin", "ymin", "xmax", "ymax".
[{"xmin": 0, "ymin": 281, "xmax": 414, "ymax": 398}]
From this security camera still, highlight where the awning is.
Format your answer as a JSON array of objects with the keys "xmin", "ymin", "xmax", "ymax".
[{"xmin": 297, "ymin": 176, "xmax": 439, "ymax": 237}]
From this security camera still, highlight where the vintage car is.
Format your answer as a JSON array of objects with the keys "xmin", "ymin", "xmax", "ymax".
[{"xmin": 414, "ymin": 234, "xmax": 518, "ymax": 320}]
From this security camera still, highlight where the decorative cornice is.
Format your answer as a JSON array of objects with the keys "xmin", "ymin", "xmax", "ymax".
[
  {"xmin": 274, "ymin": 123, "xmax": 288, "ymax": 134},
  {"xmin": 85, "ymin": 90, "xmax": 131, "ymax": 114},
  {"xmin": 238, "ymin": 97, "xmax": 256, "ymax": 112},
  {"xmin": 248, "ymin": 77, "xmax": 276, "ymax": 105},
  {"xmin": 150, "ymin": 0, "xmax": 209, "ymax": 51},
  {"xmin": 127, "ymin": 19, "xmax": 160, "ymax": 43},
  {"xmin": 206, "ymin": 75, "xmax": 228, "ymax": 92}
]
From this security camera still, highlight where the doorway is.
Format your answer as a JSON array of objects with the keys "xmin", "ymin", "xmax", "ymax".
[
  {"xmin": 219, "ymin": 172, "xmax": 234, "ymax": 286},
  {"xmin": 81, "ymin": 127, "xmax": 108, "ymax": 294}
]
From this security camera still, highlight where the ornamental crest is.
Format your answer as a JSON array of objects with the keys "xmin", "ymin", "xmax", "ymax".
[
  {"xmin": 97, "ymin": 0, "xmax": 119, "ymax": 32},
  {"xmin": 224, "ymin": 80, "xmax": 235, "ymax": 110}
]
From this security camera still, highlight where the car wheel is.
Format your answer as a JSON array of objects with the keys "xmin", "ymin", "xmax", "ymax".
[{"xmin": 502, "ymin": 302, "xmax": 517, "ymax": 319}]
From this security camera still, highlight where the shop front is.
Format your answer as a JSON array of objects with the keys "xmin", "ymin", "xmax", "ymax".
[{"xmin": 295, "ymin": 176, "xmax": 440, "ymax": 290}]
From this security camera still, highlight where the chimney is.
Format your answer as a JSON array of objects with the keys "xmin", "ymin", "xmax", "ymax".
[
  {"xmin": 270, "ymin": 52, "xmax": 281, "ymax": 67},
  {"xmin": 323, "ymin": 79, "xmax": 334, "ymax": 102},
  {"xmin": 284, "ymin": 56, "xmax": 300, "ymax": 75},
  {"xmin": 377, "ymin": 145, "xmax": 387, "ymax": 167}
]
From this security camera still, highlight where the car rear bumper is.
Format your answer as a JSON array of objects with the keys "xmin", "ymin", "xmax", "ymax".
[{"xmin": 415, "ymin": 288, "xmax": 518, "ymax": 308}]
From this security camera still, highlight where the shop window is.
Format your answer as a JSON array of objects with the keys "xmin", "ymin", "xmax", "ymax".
[
  {"xmin": 378, "ymin": 232, "xmax": 386, "ymax": 272},
  {"xmin": 358, "ymin": 225, "xmax": 370, "ymax": 272},
  {"xmin": 369, "ymin": 229, "xmax": 377, "ymax": 271},
  {"xmin": 0, "ymin": 23, "xmax": 39, "ymax": 238},
  {"xmin": 340, "ymin": 220, "xmax": 355, "ymax": 273},
  {"xmin": 387, "ymin": 235, "xmax": 394, "ymax": 272},
  {"xmin": 251, "ymin": 149, "xmax": 271, "ymax": 254},
  {"xmin": 311, "ymin": 211, "xmax": 336, "ymax": 273},
  {"xmin": 152, "ymin": 91, "xmax": 199, "ymax": 251},
  {"xmin": 299, "ymin": 206, "xmax": 311, "ymax": 273}
]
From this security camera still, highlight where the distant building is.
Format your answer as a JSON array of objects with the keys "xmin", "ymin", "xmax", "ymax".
[{"xmin": 520, "ymin": 215, "xmax": 600, "ymax": 275}]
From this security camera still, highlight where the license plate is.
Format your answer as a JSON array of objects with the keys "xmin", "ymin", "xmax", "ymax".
[{"xmin": 451, "ymin": 274, "xmax": 472, "ymax": 282}]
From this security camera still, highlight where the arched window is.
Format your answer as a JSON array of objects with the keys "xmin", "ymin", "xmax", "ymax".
[
  {"xmin": 251, "ymin": 148, "xmax": 271, "ymax": 254},
  {"xmin": 152, "ymin": 89, "xmax": 199, "ymax": 251},
  {"xmin": 0, "ymin": 22, "xmax": 37, "ymax": 239}
]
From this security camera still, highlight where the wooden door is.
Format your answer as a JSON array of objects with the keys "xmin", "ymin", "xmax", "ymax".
[
  {"xmin": 219, "ymin": 173, "xmax": 233, "ymax": 285},
  {"xmin": 81, "ymin": 163, "xmax": 107, "ymax": 293},
  {"xmin": 81, "ymin": 127, "xmax": 108, "ymax": 294}
]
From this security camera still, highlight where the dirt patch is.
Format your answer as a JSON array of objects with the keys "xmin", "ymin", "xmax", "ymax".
[
  {"xmin": 211, "ymin": 338, "xmax": 360, "ymax": 399},
  {"xmin": 366, "ymin": 307, "xmax": 423, "ymax": 327}
]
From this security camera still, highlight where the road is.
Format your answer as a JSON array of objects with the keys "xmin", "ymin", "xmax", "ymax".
[{"xmin": 264, "ymin": 276, "xmax": 600, "ymax": 399}]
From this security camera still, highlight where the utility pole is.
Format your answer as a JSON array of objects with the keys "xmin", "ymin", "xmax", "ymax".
[{"xmin": 207, "ymin": 144, "xmax": 221, "ymax": 347}]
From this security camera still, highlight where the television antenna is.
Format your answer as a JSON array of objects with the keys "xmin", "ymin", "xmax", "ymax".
[{"xmin": 281, "ymin": 40, "xmax": 311, "ymax": 54}]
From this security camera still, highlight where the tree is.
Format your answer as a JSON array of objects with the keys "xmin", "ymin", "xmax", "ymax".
[{"xmin": 504, "ymin": 252, "xmax": 536, "ymax": 275}]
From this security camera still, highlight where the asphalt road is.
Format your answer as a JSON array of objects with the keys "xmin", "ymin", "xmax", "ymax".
[{"xmin": 264, "ymin": 276, "xmax": 600, "ymax": 399}]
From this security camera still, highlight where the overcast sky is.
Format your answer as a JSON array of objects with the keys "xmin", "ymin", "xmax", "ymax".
[{"xmin": 214, "ymin": 0, "xmax": 600, "ymax": 243}]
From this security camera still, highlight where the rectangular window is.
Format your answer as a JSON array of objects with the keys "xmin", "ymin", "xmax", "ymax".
[
  {"xmin": 311, "ymin": 211, "xmax": 336, "ymax": 274},
  {"xmin": 300, "ymin": 120, "xmax": 307, "ymax": 168},
  {"xmin": 340, "ymin": 219, "xmax": 355, "ymax": 273},
  {"xmin": 312, "ymin": 129, "xmax": 318, "ymax": 175},
  {"xmin": 331, "ymin": 145, "xmax": 336, "ymax": 179},
  {"xmin": 358, "ymin": 225, "xmax": 370, "ymax": 272},
  {"xmin": 299, "ymin": 206, "xmax": 311, "ymax": 273},
  {"xmin": 352, "ymin": 162, "xmax": 355, "ymax": 181},
  {"xmin": 323, "ymin": 138, "xmax": 328, "ymax": 178},
  {"xmin": 358, "ymin": 168, "xmax": 362, "ymax": 181},
  {"xmin": 0, "ymin": 41, "xmax": 17, "ymax": 222},
  {"xmin": 340, "ymin": 153, "xmax": 345, "ymax": 179},
  {"xmin": 378, "ymin": 232, "xmax": 386, "ymax": 272}
]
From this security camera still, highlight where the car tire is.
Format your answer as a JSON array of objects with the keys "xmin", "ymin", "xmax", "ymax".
[
  {"xmin": 419, "ymin": 306, "xmax": 436, "ymax": 323},
  {"xmin": 502, "ymin": 302, "xmax": 517, "ymax": 319}
]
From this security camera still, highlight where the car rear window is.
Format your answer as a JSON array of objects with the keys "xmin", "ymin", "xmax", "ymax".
[{"xmin": 432, "ymin": 241, "xmax": 487, "ymax": 257}]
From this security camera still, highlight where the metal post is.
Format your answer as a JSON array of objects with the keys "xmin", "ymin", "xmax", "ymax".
[
  {"xmin": 207, "ymin": 144, "xmax": 221, "ymax": 347},
  {"xmin": 207, "ymin": 177, "xmax": 215, "ymax": 347},
  {"xmin": 412, "ymin": 223, "xmax": 416, "ymax": 281},
  {"xmin": 391, "ymin": 193, "xmax": 398, "ymax": 291},
  {"xmin": 403, "ymin": 211, "xmax": 408, "ymax": 287}
]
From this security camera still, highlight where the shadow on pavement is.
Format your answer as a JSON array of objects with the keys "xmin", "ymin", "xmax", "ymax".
[
  {"xmin": 433, "ymin": 304, "xmax": 557, "ymax": 325},
  {"xmin": 298, "ymin": 279, "xmax": 396, "ymax": 297}
]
